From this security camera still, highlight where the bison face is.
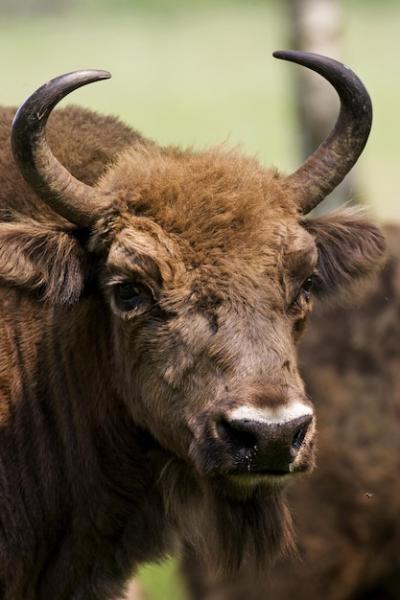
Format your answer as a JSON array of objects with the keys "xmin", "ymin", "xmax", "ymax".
[
  {"xmin": 85, "ymin": 146, "xmax": 383, "ymax": 498},
  {"xmin": 91, "ymin": 148, "xmax": 323, "ymax": 494}
]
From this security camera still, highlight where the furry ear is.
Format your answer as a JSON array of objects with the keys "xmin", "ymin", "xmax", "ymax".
[
  {"xmin": 303, "ymin": 209, "xmax": 386, "ymax": 298},
  {"xmin": 0, "ymin": 218, "xmax": 87, "ymax": 304}
]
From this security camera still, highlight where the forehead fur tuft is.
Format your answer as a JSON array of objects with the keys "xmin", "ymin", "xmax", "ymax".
[{"xmin": 97, "ymin": 144, "xmax": 298, "ymax": 269}]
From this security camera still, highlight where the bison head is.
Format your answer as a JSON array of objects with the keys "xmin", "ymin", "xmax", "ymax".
[{"xmin": 7, "ymin": 52, "xmax": 385, "ymax": 574}]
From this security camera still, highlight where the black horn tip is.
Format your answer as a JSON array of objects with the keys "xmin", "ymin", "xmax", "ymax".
[
  {"xmin": 47, "ymin": 68, "xmax": 112, "ymax": 82},
  {"xmin": 272, "ymin": 49, "xmax": 372, "ymax": 122},
  {"xmin": 66, "ymin": 69, "xmax": 112, "ymax": 83},
  {"xmin": 12, "ymin": 68, "xmax": 112, "ymax": 146},
  {"xmin": 90, "ymin": 69, "xmax": 111, "ymax": 79},
  {"xmin": 12, "ymin": 69, "xmax": 111, "ymax": 124},
  {"xmin": 273, "ymin": 50, "xmax": 307, "ymax": 60},
  {"xmin": 272, "ymin": 50, "xmax": 290, "ymax": 60},
  {"xmin": 272, "ymin": 50, "xmax": 369, "ymax": 96},
  {"xmin": 273, "ymin": 49, "xmax": 346, "ymax": 73},
  {"xmin": 273, "ymin": 50, "xmax": 300, "ymax": 61}
]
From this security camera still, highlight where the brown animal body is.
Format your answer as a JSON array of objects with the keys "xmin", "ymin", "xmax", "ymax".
[
  {"xmin": 0, "ymin": 53, "xmax": 386, "ymax": 599},
  {"xmin": 181, "ymin": 225, "xmax": 400, "ymax": 600}
]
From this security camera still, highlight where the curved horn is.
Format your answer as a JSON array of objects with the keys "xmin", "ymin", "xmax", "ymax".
[
  {"xmin": 273, "ymin": 51, "xmax": 372, "ymax": 214},
  {"xmin": 11, "ymin": 70, "xmax": 112, "ymax": 227}
]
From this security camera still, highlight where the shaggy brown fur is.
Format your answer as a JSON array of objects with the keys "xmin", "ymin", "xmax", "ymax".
[
  {"xmin": 179, "ymin": 225, "xmax": 400, "ymax": 600},
  {"xmin": 0, "ymin": 104, "xmax": 386, "ymax": 600}
]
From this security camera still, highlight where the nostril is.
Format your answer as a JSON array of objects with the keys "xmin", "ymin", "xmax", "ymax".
[
  {"xmin": 291, "ymin": 419, "xmax": 311, "ymax": 451},
  {"xmin": 216, "ymin": 419, "xmax": 258, "ymax": 457}
]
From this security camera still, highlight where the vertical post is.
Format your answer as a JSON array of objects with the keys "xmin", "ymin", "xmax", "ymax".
[{"xmin": 289, "ymin": 0, "xmax": 358, "ymax": 213}]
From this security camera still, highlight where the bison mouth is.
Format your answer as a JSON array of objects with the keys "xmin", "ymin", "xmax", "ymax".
[
  {"xmin": 223, "ymin": 463, "xmax": 311, "ymax": 496},
  {"xmin": 188, "ymin": 424, "xmax": 315, "ymax": 493},
  {"xmin": 226, "ymin": 460, "xmax": 310, "ymax": 479}
]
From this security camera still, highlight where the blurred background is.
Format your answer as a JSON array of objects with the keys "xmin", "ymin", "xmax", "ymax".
[
  {"xmin": 1, "ymin": 0, "xmax": 400, "ymax": 221},
  {"xmin": 1, "ymin": 0, "xmax": 398, "ymax": 597}
]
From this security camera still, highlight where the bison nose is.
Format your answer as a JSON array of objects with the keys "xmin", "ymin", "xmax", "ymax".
[{"xmin": 216, "ymin": 411, "xmax": 312, "ymax": 474}]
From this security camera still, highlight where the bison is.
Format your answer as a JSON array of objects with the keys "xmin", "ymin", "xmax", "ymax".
[
  {"xmin": 180, "ymin": 225, "xmax": 400, "ymax": 600},
  {"xmin": 0, "ymin": 51, "xmax": 386, "ymax": 599}
]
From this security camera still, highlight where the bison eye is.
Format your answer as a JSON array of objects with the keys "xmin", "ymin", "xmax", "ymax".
[
  {"xmin": 114, "ymin": 282, "xmax": 154, "ymax": 312},
  {"xmin": 301, "ymin": 276, "xmax": 314, "ymax": 299},
  {"xmin": 290, "ymin": 275, "xmax": 315, "ymax": 311}
]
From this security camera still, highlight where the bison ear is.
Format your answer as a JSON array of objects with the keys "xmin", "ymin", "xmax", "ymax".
[
  {"xmin": 0, "ymin": 219, "xmax": 88, "ymax": 304},
  {"xmin": 303, "ymin": 209, "xmax": 386, "ymax": 298}
]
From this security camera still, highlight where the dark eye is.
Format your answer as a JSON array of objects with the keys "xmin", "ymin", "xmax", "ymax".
[
  {"xmin": 114, "ymin": 282, "xmax": 154, "ymax": 312},
  {"xmin": 301, "ymin": 276, "xmax": 314, "ymax": 300}
]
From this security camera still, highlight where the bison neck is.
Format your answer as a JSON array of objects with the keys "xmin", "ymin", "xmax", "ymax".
[{"xmin": 0, "ymin": 291, "xmax": 170, "ymax": 598}]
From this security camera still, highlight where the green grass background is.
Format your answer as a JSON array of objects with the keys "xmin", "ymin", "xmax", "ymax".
[
  {"xmin": 1, "ymin": 1, "xmax": 398, "ymax": 597},
  {"xmin": 1, "ymin": 0, "xmax": 399, "ymax": 222}
]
